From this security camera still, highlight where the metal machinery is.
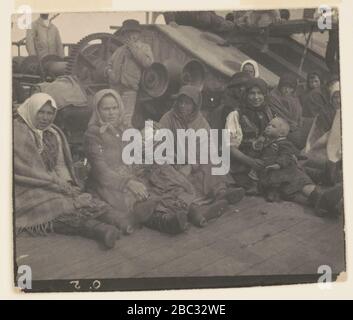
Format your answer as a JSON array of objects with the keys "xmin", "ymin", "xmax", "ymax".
[{"xmin": 12, "ymin": 15, "xmax": 336, "ymax": 161}]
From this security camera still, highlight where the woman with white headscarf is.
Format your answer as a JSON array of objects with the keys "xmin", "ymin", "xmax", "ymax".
[
  {"xmin": 14, "ymin": 93, "xmax": 120, "ymax": 249},
  {"xmin": 84, "ymin": 89, "xmax": 192, "ymax": 235},
  {"xmin": 240, "ymin": 60, "xmax": 260, "ymax": 78}
]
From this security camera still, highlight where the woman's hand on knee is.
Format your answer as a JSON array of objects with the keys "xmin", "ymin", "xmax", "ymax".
[{"xmin": 126, "ymin": 180, "xmax": 149, "ymax": 201}]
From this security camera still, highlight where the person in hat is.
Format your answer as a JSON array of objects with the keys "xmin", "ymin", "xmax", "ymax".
[
  {"xmin": 159, "ymin": 85, "xmax": 245, "ymax": 228},
  {"xmin": 218, "ymin": 72, "xmax": 251, "ymax": 126},
  {"xmin": 268, "ymin": 73, "xmax": 306, "ymax": 149},
  {"xmin": 207, "ymin": 72, "xmax": 251, "ymax": 130},
  {"xmin": 209, "ymin": 72, "xmax": 251, "ymax": 148},
  {"xmin": 105, "ymin": 19, "xmax": 154, "ymax": 128},
  {"xmin": 26, "ymin": 13, "xmax": 64, "ymax": 59}
]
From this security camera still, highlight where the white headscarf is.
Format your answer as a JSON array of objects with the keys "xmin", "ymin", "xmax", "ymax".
[
  {"xmin": 89, "ymin": 89, "xmax": 125, "ymax": 134},
  {"xmin": 240, "ymin": 59, "xmax": 260, "ymax": 78},
  {"xmin": 17, "ymin": 93, "xmax": 57, "ymax": 151}
]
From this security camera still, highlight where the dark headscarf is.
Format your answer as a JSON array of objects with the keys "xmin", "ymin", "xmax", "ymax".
[
  {"xmin": 171, "ymin": 85, "xmax": 203, "ymax": 125},
  {"xmin": 242, "ymin": 77, "xmax": 273, "ymax": 134},
  {"xmin": 245, "ymin": 77, "xmax": 268, "ymax": 96},
  {"xmin": 227, "ymin": 71, "xmax": 252, "ymax": 89},
  {"xmin": 278, "ymin": 73, "xmax": 298, "ymax": 90}
]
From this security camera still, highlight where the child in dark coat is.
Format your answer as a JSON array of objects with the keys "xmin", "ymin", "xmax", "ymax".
[
  {"xmin": 253, "ymin": 117, "xmax": 342, "ymax": 216},
  {"xmin": 254, "ymin": 117, "xmax": 311, "ymax": 201}
]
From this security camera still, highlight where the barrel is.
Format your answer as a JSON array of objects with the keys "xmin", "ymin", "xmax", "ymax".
[
  {"xmin": 142, "ymin": 59, "xmax": 183, "ymax": 98},
  {"xmin": 181, "ymin": 59, "xmax": 205, "ymax": 89}
]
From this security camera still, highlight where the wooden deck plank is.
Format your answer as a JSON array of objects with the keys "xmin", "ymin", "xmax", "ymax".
[
  {"xmin": 285, "ymin": 217, "xmax": 341, "ymax": 241},
  {"xmin": 15, "ymin": 196, "xmax": 346, "ymax": 281},
  {"xmin": 189, "ymin": 256, "xmax": 256, "ymax": 277},
  {"xmin": 241, "ymin": 230, "xmax": 307, "ymax": 261},
  {"xmin": 139, "ymin": 244, "xmax": 226, "ymax": 277}
]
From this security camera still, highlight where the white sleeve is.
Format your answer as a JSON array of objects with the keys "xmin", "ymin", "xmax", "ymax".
[{"xmin": 225, "ymin": 110, "xmax": 243, "ymax": 148}]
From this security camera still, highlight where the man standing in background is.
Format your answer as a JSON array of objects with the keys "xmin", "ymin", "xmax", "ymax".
[
  {"xmin": 26, "ymin": 13, "xmax": 64, "ymax": 59},
  {"xmin": 105, "ymin": 19, "xmax": 154, "ymax": 127}
]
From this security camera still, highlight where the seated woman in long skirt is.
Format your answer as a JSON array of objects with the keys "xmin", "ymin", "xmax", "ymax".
[
  {"xmin": 14, "ymin": 93, "xmax": 121, "ymax": 249},
  {"xmin": 84, "ymin": 89, "xmax": 195, "ymax": 234},
  {"xmin": 159, "ymin": 85, "xmax": 245, "ymax": 227}
]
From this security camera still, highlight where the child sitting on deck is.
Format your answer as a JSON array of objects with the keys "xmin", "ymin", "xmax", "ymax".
[{"xmin": 250, "ymin": 117, "xmax": 342, "ymax": 217}]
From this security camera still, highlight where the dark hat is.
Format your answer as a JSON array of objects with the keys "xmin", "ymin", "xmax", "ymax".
[
  {"xmin": 245, "ymin": 77, "xmax": 268, "ymax": 95},
  {"xmin": 227, "ymin": 71, "xmax": 252, "ymax": 88},
  {"xmin": 278, "ymin": 74, "xmax": 297, "ymax": 89},
  {"xmin": 120, "ymin": 19, "xmax": 141, "ymax": 33}
]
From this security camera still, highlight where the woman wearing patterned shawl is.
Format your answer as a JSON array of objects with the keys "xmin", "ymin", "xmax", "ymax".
[
  {"xmin": 14, "ymin": 93, "xmax": 120, "ymax": 249},
  {"xmin": 226, "ymin": 78, "xmax": 275, "ymax": 193}
]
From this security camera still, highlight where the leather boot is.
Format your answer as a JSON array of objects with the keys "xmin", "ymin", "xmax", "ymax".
[
  {"xmin": 79, "ymin": 219, "xmax": 120, "ymax": 249},
  {"xmin": 188, "ymin": 200, "xmax": 228, "ymax": 228},
  {"xmin": 309, "ymin": 185, "xmax": 343, "ymax": 217},
  {"xmin": 216, "ymin": 187, "xmax": 245, "ymax": 205},
  {"xmin": 98, "ymin": 212, "xmax": 134, "ymax": 235},
  {"xmin": 145, "ymin": 211, "xmax": 188, "ymax": 234}
]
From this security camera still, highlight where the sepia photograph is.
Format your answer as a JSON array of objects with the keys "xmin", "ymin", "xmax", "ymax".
[{"xmin": 11, "ymin": 7, "xmax": 345, "ymax": 292}]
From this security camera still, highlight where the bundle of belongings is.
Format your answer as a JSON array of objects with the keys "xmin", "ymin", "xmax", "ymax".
[
  {"xmin": 163, "ymin": 11, "xmax": 235, "ymax": 32},
  {"xmin": 38, "ymin": 75, "xmax": 88, "ymax": 110}
]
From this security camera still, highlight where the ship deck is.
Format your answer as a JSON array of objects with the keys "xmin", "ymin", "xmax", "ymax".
[{"xmin": 15, "ymin": 195, "xmax": 345, "ymax": 289}]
